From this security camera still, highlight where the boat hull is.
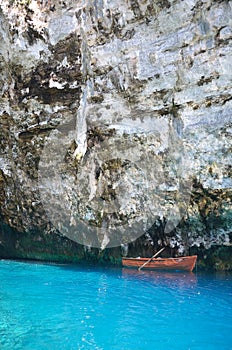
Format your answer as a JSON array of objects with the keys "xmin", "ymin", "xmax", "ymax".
[{"xmin": 122, "ymin": 255, "xmax": 197, "ymax": 272}]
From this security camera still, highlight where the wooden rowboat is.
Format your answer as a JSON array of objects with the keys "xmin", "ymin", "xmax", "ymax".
[{"xmin": 122, "ymin": 255, "xmax": 197, "ymax": 272}]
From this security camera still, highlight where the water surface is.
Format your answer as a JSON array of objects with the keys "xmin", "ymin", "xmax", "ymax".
[{"xmin": 0, "ymin": 260, "xmax": 231, "ymax": 349}]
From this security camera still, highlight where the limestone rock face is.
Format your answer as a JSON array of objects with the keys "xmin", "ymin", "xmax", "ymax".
[{"xmin": 0, "ymin": 0, "xmax": 231, "ymax": 269}]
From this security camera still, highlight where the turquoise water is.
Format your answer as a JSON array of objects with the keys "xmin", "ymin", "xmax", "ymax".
[{"xmin": 0, "ymin": 260, "xmax": 231, "ymax": 350}]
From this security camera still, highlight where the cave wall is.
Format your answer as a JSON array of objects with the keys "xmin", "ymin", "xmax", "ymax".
[{"xmin": 0, "ymin": 0, "xmax": 231, "ymax": 269}]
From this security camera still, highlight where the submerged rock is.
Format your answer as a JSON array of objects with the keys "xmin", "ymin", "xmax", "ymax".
[{"xmin": 0, "ymin": 0, "xmax": 231, "ymax": 269}]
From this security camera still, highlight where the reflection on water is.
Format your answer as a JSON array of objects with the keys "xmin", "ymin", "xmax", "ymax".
[{"xmin": 122, "ymin": 268, "xmax": 197, "ymax": 288}]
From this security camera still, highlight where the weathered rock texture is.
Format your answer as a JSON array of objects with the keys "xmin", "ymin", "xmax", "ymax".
[{"xmin": 0, "ymin": 0, "xmax": 231, "ymax": 269}]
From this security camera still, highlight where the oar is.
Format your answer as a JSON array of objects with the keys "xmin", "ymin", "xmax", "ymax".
[{"xmin": 138, "ymin": 247, "xmax": 165, "ymax": 271}]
